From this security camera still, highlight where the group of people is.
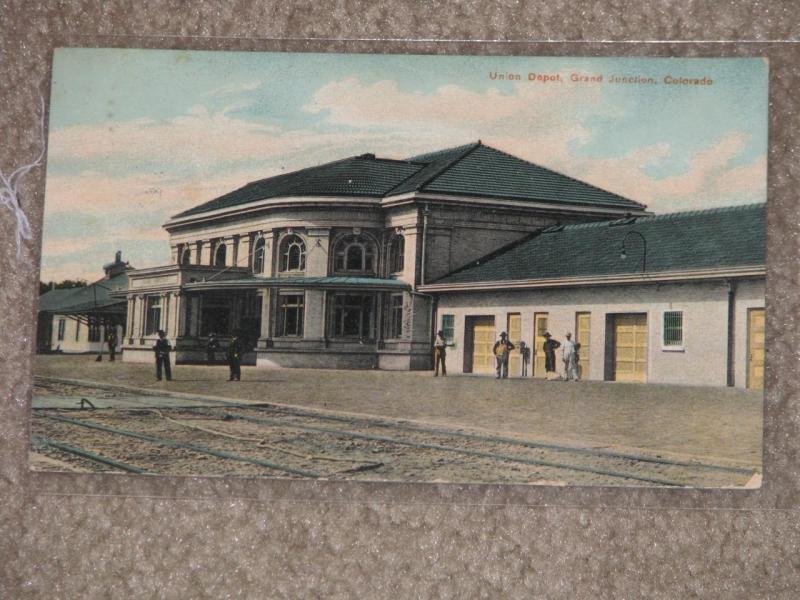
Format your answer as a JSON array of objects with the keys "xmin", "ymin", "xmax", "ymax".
[
  {"xmin": 432, "ymin": 329, "xmax": 581, "ymax": 380},
  {"xmin": 152, "ymin": 330, "xmax": 243, "ymax": 382}
]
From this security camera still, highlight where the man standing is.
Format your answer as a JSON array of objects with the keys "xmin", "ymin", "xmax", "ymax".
[
  {"xmin": 493, "ymin": 332, "xmax": 515, "ymax": 379},
  {"xmin": 154, "ymin": 330, "xmax": 172, "ymax": 381},
  {"xmin": 543, "ymin": 332, "xmax": 561, "ymax": 380},
  {"xmin": 562, "ymin": 332, "xmax": 579, "ymax": 381},
  {"xmin": 433, "ymin": 329, "xmax": 447, "ymax": 376},
  {"xmin": 206, "ymin": 332, "xmax": 220, "ymax": 364},
  {"xmin": 107, "ymin": 328, "xmax": 117, "ymax": 362},
  {"xmin": 520, "ymin": 341, "xmax": 530, "ymax": 377},
  {"xmin": 227, "ymin": 333, "xmax": 243, "ymax": 381}
]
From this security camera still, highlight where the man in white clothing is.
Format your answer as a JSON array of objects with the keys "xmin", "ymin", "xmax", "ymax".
[{"xmin": 562, "ymin": 332, "xmax": 579, "ymax": 381}]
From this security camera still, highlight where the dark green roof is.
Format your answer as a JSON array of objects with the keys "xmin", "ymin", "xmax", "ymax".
[
  {"xmin": 173, "ymin": 142, "xmax": 645, "ymax": 218},
  {"xmin": 433, "ymin": 203, "xmax": 765, "ymax": 285},
  {"xmin": 38, "ymin": 272, "xmax": 130, "ymax": 314}
]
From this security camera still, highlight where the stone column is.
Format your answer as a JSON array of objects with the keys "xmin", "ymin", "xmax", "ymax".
[
  {"xmin": 126, "ymin": 295, "xmax": 135, "ymax": 343},
  {"xmin": 225, "ymin": 236, "xmax": 237, "ymax": 268},
  {"xmin": 199, "ymin": 240, "xmax": 212, "ymax": 265},
  {"xmin": 167, "ymin": 291, "xmax": 181, "ymax": 340},
  {"xmin": 258, "ymin": 290, "xmax": 272, "ymax": 339},
  {"xmin": 262, "ymin": 232, "xmax": 276, "ymax": 276},
  {"xmin": 239, "ymin": 234, "xmax": 253, "ymax": 271}
]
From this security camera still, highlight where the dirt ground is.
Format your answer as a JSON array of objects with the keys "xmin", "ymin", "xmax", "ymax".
[{"xmin": 32, "ymin": 355, "xmax": 763, "ymax": 471}]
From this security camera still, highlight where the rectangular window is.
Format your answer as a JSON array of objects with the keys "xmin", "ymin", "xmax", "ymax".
[
  {"xmin": 331, "ymin": 293, "xmax": 375, "ymax": 339},
  {"xmin": 145, "ymin": 296, "xmax": 162, "ymax": 336},
  {"xmin": 663, "ymin": 311, "xmax": 683, "ymax": 347},
  {"xmin": 57, "ymin": 318, "xmax": 66, "ymax": 341},
  {"xmin": 441, "ymin": 314, "xmax": 455, "ymax": 344},
  {"xmin": 88, "ymin": 318, "xmax": 102, "ymax": 343},
  {"xmin": 386, "ymin": 294, "xmax": 403, "ymax": 339},
  {"xmin": 277, "ymin": 294, "xmax": 304, "ymax": 337}
]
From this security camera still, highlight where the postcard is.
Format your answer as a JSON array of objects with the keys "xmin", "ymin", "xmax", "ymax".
[{"xmin": 32, "ymin": 49, "xmax": 767, "ymax": 487}]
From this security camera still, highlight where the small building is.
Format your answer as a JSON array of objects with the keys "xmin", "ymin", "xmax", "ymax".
[
  {"xmin": 119, "ymin": 141, "xmax": 651, "ymax": 369},
  {"xmin": 420, "ymin": 204, "xmax": 766, "ymax": 389},
  {"xmin": 37, "ymin": 252, "xmax": 131, "ymax": 355}
]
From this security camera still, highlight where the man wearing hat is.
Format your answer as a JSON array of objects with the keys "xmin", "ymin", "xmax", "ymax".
[
  {"xmin": 493, "ymin": 332, "xmax": 515, "ymax": 379},
  {"xmin": 153, "ymin": 329, "xmax": 172, "ymax": 381},
  {"xmin": 543, "ymin": 332, "xmax": 561, "ymax": 380},
  {"xmin": 562, "ymin": 332, "xmax": 579, "ymax": 381}
]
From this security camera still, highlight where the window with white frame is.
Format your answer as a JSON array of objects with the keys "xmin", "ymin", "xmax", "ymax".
[
  {"xmin": 252, "ymin": 238, "xmax": 266, "ymax": 274},
  {"xmin": 331, "ymin": 293, "xmax": 375, "ymax": 339},
  {"xmin": 279, "ymin": 234, "xmax": 306, "ymax": 272},
  {"xmin": 277, "ymin": 293, "xmax": 304, "ymax": 337},
  {"xmin": 663, "ymin": 311, "xmax": 683, "ymax": 348},
  {"xmin": 333, "ymin": 234, "xmax": 377, "ymax": 275},
  {"xmin": 388, "ymin": 235, "xmax": 405, "ymax": 273},
  {"xmin": 386, "ymin": 294, "xmax": 404, "ymax": 339},
  {"xmin": 145, "ymin": 296, "xmax": 162, "ymax": 336}
]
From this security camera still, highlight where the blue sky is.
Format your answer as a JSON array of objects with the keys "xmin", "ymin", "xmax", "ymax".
[{"xmin": 42, "ymin": 49, "xmax": 768, "ymax": 281}]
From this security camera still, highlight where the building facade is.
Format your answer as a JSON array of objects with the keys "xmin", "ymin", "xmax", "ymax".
[
  {"xmin": 421, "ymin": 204, "xmax": 766, "ymax": 389},
  {"xmin": 120, "ymin": 142, "xmax": 651, "ymax": 369}
]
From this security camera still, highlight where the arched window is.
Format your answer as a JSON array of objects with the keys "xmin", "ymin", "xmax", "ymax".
[
  {"xmin": 252, "ymin": 238, "xmax": 266, "ymax": 274},
  {"xmin": 333, "ymin": 234, "xmax": 377, "ymax": 274},
  {"xmin": 279, "ymin": 234, "xmax": 306, "ymax": 272},
  {"xmin": 388, "ymin": 235, "xmax": 404, "ymax": 273},
  {"xmin": 214, "ymin": 242, "xmax": 227, "ymax": 267},
  {"xmin": 180, "ymin": 247, "xmax": 192, "ymax": 265}
]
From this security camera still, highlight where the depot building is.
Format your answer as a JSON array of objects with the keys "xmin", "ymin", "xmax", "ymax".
[{"xmin": 115, "ymin": 141, "xmax": 765, "ymax": 388}]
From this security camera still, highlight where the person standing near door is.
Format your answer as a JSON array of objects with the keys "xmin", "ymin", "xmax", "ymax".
[
  {"xmin": 227, "ymin": 333, "xmax": 243, "ymax": 381},
  {"xmin": 154, "ymin": 330, "xmax": 172, "ymax": 381},
  {"xmin": 433, "ymin": 330, "xmax": 448, "ymax": 376},
  {"xmin": 493, "ymin": 332, "xmax": 515, "ymax": 379},
  {"xmin": 543, "ymin": 332, "xmax": 560, "ymax": 380}
]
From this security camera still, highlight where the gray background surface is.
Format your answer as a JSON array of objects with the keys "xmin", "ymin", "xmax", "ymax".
[{"xmin": 1, "ymin": 2, "xmax": 799, "ymax": 597}]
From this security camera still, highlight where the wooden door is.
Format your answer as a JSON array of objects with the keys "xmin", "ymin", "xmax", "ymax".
[
  {"xmin": 533, "ymin": 312, "xmax": 549, "ymax": 377},
  {"xmin": 747, "ymin": 308, "xmax": 765, "ymax": 390},
  {"xmin": 575, "ymin": 312, "xmax": 591, "ymax": 380},
  {"xmin": 613, "ymin": 314, "xmax": 648, "ymax": 382},
  {"xmin": 507, "ymin": 313, "xmax": 521, "ymax": 377},
  {"xmin": 471, "ymin": 317, "xmax": 496, "ymax": 374}
]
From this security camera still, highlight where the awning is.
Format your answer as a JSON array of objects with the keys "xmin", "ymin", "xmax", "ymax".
[{"xmin": 183, "ymin": 276, "xmax": 411, "ymax": 292}]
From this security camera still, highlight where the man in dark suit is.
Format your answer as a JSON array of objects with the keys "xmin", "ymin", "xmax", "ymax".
[
  {"xmin": 153, "ymin": 330, "xmax": 172, "ymax": 381},
  {"xmin": 227, "ymin": 333, "xmax": 243, "ymax": 381}
]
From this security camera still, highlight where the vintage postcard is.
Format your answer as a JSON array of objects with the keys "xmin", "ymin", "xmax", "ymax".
[{"xmin": 32, "ymin": 49, "xmax": 767, "ymax": 487}]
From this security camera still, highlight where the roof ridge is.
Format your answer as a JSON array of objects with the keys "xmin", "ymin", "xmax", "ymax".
[
  {"xmin": 479, "ymin": 144, "xmax": 647, "ymax": 210},
  {"xmin": 414, "ymin": 141, "xmax": 482, "ymax": 193},
  {"xmin": 558, "ymin": 201, "xmax": 766, "ymax": 231}
]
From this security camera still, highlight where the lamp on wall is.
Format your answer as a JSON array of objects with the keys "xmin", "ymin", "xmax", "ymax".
[{"xmin": 620, "ymin": 230, "xmax": 647, "ymax": 273}]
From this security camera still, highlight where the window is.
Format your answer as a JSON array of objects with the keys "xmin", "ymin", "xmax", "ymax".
[
  {"xmin": 279, "ymin": 234, "xmax": 306, "ymax": 272},
  {"xmin": 180, "ymin": 247, "xmax": 191, "ymax": 265},
  {"xmin": 57, "ymin": 319, "xmax": 65, "ymax": 341},
  {"xmin": 214, "ymin": 242, "xmax": 227, "ymax": 267},
  {"xmin": 333, "ymin": 234, "xmax": 377, "ymax": 274},
  {"xmin": 75, "ymin": 320, "xmax": 80, "ymax": 341},
  {"xmin": 200, "ymin": 296, "xmax": 230, "ymax": 337},
  {"xmin": 145, "ymin": 296, "xmax": 162, "ymax": 336},
  {"xmin": 277, "ymin": 294, "xmax": 304, "ymax": 337},
  {"xmin": 252, "ymin": 238, "xmax": 266, "ymax": 274},
  {"xmin": 388, "ymin": 235, "xmax": 405, "ymax": 273},
  {"xmin": 663, "ymin": 311, "xmax": 683, "ymax": 348},
  {"xmin": 88, "ymin": 318, "xmax": 102, "ymax": 342},
  {"xmin": 331, "ymin": 293, "xmax": 375, "ymax": 339},
  {"xmin": 386, "ymin": 294, "xmax": 404, "ymax": 339},
  {"xmin": 441, "ymin": 314, "xmax": 455, "ymax": 344}
]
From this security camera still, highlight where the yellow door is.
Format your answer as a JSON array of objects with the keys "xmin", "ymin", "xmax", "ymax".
[
  {"xmin": 747, "ymin": 308, "xmax": 765, "ymax": 390},
  {"xmin": 471, "ymin": 317, "xmax": 496, "ymax": 374},
  {"xmin": 533, "ymin": 313, "xmax": 548, "ymax": 377},
  {"xmin": 507, "ymin": 313, "xmax": 521, "ymax": 377},
  {"xmin": 575, "ymin": 312, "xmax": 591, "ymax": 380},
  {"xmin": 613, "ymin": 314, "xmax": 648, "ymax": 383}
]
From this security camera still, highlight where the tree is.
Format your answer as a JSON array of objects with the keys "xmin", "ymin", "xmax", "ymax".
[{"xmin": 39, "ymin": 279, "xmax": 88, "ymax": 294}]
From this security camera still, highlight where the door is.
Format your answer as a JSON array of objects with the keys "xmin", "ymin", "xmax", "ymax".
[
  {"xmin": 469, "ymin": 316, "xmax": 496, "ymax": 374},
  {"xmin": 507, "ymin": 313, "xmax": 521, "ymax": 377},
  {"xmin": 613, "ymin": 314, "xmax": 648, "ymax": 383},
  {"xmin": 575, "ymin": 312, "xmax": 591, "ymax": 380},
  {"xmin": 747, "ymin": 308, "xmax": 765, "ymax": 390},
  {"xmin": 533, "ymin": 312, "xmax": 549, "ymax": 377}
]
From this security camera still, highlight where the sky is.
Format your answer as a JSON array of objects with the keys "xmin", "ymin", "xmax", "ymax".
[{"xmin": 42, "ymin": 49, "xmax": 768, "ymax": 282}]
